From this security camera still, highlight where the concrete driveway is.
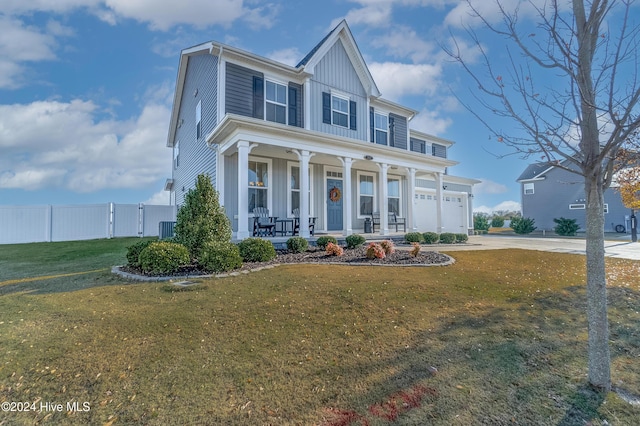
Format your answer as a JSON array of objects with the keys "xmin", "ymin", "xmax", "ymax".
[{"xmin": 437, "ymin": 234, "xmax": 640, "ymax": 260}]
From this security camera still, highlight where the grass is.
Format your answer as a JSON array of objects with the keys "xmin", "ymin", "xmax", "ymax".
[{"xmin": 0, "ymin": 239, "xmax": 639, "ymax": 425}]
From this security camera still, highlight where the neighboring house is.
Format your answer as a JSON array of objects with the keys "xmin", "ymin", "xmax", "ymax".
[
  {"xmin": 517, "ymin": 161, "xmax": 631, "ymax": 233},
  {"xmin": 165, "ymin": 20, "xmax": 479, "ymax": 239}
]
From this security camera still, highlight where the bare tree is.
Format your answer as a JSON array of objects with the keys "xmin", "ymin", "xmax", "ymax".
[{"xmin": 446, "ymin": 0, "xmax": 640, "ymax": 391}]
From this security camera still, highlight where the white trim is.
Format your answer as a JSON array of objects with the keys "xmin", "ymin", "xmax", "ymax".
[
  {"xmin": 569, "ymin": 203, "xmax": 586, "ymax": 210},
  {"xmin": 248, "ymin": 155, "xmax": 273, "ymax": 214},
  {"xmin": 173, "ymin": 140, "xmax": 180, "ymax": 169},
  {"xmin": 387, "ymin": 175, "xmax": 402, "ymax": 217},
  {"xmin": 196, "ymin": 100, "xmax": 202, "ymax": 140},
  {"xmin": 287, "ymin": 161, "xmax": 314, "ymax": 218},
  {"xmin": 330, "ymin": 92, "xmax": 350, "ymax": 128},
  {"xmin": 524, "ymin": 182, "xmax": 535, "ymax": 195},
  {"xmin": 357, "ymin": 170, "xmax": 376, "ymax": 219},
  {"xmin": 264, "ymin": 79, "xmax": 288, "ymax": 125},
  {"xmin": 374, "ymin": 111, "xmax": 389, "ymax": 145}
]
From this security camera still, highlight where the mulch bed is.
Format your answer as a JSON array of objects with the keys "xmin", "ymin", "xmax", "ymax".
[{"xmin": 120, "ymin": 246, "xmax": 452, "ymax": 279}]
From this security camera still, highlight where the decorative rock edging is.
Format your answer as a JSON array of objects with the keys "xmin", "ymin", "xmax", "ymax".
[{"xmin": 111, "ymin": 253, "xmax": 455, "ymax": 283}]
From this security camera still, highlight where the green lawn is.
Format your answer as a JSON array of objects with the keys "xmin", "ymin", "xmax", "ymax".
[{"xmin": 0, "ymin": 239, "xmax": 639, "ymax": 425}]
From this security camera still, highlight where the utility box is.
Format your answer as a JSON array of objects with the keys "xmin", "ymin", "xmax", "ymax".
[
  {"xmin": 159, "ymin": 221, "xmax": 176, "ymax": 239},
  {"xmin": 364, "ymin": 218, "xmax": 372, "ymax": 234}
]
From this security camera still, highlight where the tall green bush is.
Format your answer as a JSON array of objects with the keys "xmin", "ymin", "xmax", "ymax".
[
  {"xmin": 511, "ymin": 217, "xmax": 537, "ymax": 234},
  {"xmin": 174, "ymin": 174, "xmax": 231, "ymax": 260},
  {"xmin": 553, "ymin": 217, "xmax": 580, "ymax": 236},
  {"xmin": 491, "ymin": 216, "xmax": 505, "ymax": 228},
  {"xmin": 474, "ymin": 213, "xmax": 490, "ymax": 231}
]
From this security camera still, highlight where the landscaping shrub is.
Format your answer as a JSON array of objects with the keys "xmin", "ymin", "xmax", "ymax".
[
  {"xmin": 174, "ymin": 174, "xmax": 231, "ymax": 260},
  {"xmin": 379, "ymin": 240, "xmax": 395, "ymax": 255},
  {"xmin": 422, "ymin": 232, "xmax": 439, "ymax": 244},
  {"xmin": 439, "ymin": 233, "xmax": 456, "ymax": 244},
  {"xmin": 511, "ymin": 217, "xmax": 537, "ymax": 234},
  {"xmin": 553, "ymin": 217, "xmax": 580, "ymax": 236},
  {"xmin": 491, "ymin": 216, "xmax": 505, "ymax": 228},
  {"xmin": 126, "ymin": 240, "xmax": 153, "ymax": 267},
  {"xmin": 345, "ymin": 234, "xmax": 366, "ymax": 249},
  {"xmin": 325, "ymin": 242, "xmax": 344, "ymax": 256},
  {"xmin": 199, "ymin": 241, "xmax": 242, "ymax": 273},
  {"xmin": 365, "ymin": 242, "xmax": 386, "ymax": 259},
  {"xmin": 237, "ymin": 238, "xmax": 276, "ymax": 262},
  {"xmin": 316, "ymin": 236, "xmax": 338, "ymax": 249},
  {"xmin": 139, "ymin": 241, "xmax": 190, "ymax": 275},
  {"xmin": 409, "ymin": 242, "xmax": 421, "ymax": 257},
  {"xmin": 473, "ymin": 213, "xmax": 490, "ymax": 231},
  {"xmin": 404, "ymin": 232, "xmax": 424, "ymax": 243},
  {"xmin": 455, "ymin": 233, "xmax": 469, "ymax": 243},
  {"xmin": 286, "ymin": 236, "xmax": 309, "ymax": 253}
]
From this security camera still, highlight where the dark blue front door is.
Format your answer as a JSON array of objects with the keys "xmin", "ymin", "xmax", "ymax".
[{"xmin": 327, "ymin": 178, "xmax": 343, "ymax": 231}]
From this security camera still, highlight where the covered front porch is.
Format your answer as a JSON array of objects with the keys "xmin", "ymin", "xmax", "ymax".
[{"xmin": 208, "ymin": 115, "xmax": 465, "ymax": 241}]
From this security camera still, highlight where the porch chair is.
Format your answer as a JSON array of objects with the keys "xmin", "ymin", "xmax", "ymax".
[
  {"xmin": 252, "ymin": 207, "xmax": 277, "ymax": 237},
  {"xmin": 292, "ymin": 208, "xmax": 316, "ymax": 236}
]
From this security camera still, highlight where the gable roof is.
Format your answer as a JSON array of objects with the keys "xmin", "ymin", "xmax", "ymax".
[{"xmin": 297, "ymin": 20, "xmax": 381, "ymax": 98}]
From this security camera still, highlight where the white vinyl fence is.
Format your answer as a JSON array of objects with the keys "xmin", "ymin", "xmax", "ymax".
[{"xmin": 0, "ymin": 203, "xmax": 176, "ymax": 245}]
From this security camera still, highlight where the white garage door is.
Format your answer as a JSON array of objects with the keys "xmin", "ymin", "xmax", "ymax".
[{"xmin": 414, "ymin": 191, "xmax": 467, "ymax": 233}]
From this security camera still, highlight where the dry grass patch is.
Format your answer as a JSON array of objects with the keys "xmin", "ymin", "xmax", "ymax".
[{"xmin": 0, "ymin": 248, "xmax": 638, "ymax": 425}]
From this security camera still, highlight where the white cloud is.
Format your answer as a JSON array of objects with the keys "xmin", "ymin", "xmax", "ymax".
[
  {"xmin": 475, "ymin": 178, "xmax": 508, "ymax": 195},
  {"xmin": 0, "ymin": 94, "xmax": 172, "ymax": 193},
  {"xmin": 444, "ymin": 0, "xmax": 573, "ymax": 29},
  {"xmin": 410, "ymin": 109, "xmax": 452, "ymax": 135},
  {"xmin": 371, "ymin": 26, "xmax": 435, "ymax": 63},
  {"xmin": 369, "ymin": 62, "xmax": 442, "ymax": 101},
  {"xmin": 0, "ymin": 15, "xmax": 62, "ymax": 88},
  {"xmin": 267, "ymin": 47, "xmax": 302, "ymax": 67},
  {"xmin": 474, "ymin": 200, "xmax": 521, "ymax": 214},
  {"xmin": 144, "ymin": 189, "xmax": 171, "ymax": 205}
]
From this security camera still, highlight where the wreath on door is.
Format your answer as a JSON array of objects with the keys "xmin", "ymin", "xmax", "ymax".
[{"xmin": 329, "ymin": 186, "xmax": 342, "ymax": 203}]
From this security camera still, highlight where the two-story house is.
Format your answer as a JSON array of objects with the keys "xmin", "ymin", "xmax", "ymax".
[
  {"xmin": 165, "ymin": 20, "xmax": 479, "ymax": 239},
  {"xmin": 517, "ymin": 161, "xmax": 631, "ymax": 233}
]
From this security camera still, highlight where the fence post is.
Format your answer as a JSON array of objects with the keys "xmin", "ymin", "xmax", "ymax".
[
  {"xmin": 108, "ymin": 203, "xmax": 114, "ymax": 239},
  {"xmin": 138, "ymin": 203, "xmax": 144, "ymax": 237}
]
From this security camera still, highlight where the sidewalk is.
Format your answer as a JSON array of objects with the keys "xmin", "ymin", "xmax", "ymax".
[{"xmin": 435, "ymin": 234, "xmax": 640, "ymax": 260}]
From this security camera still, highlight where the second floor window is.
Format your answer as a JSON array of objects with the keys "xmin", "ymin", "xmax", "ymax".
[
  {"xmin": 266, "ymin": 81, "xmax": 287, "ymax": 124},
  {"xmin": 374, "ymin": 112, "xmax": 388, "ymax": 145},
  {"xmin": 332, "ymin": 95, "xmax": 349, "ymax": 127}
]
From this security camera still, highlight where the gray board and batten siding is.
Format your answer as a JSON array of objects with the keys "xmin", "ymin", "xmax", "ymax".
[
  {"xmin": 309, "ymin": 39, "xmax": 369, "ymax": 141},
  {"xmin": 173, "ymin": 53, "xmax": 218, "ymax": 206}
]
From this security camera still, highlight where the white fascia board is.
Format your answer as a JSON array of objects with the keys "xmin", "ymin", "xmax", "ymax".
[
  {"xmin": 207, "ymin": 114, "xmax": 455, "ymax": 173},
  {"xmin": 217, "ymin": 43, "xmax": 309, "ymax": 84},
  {"xmin": 371, "ymin": 98, "xmax": 417, "ymax": 119},
  {"xmin": 443, "ymin": 175, "xmax": 482, "ymax": 186},
  {"xmin": 516, "ymin": 176, "xmax": 547, "ymax": 183},
  {"xmin": 409, "ymin": 129, "xmax": 455, "ymax": 147}
]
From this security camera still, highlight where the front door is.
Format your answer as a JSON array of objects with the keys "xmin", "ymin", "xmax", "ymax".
[{"xmin": 327, "ymin": 178, "xmax": 343, "ymax": 231}]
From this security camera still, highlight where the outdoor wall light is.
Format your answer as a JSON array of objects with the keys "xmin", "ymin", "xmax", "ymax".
[{"xmin": 364, "ymin": 155, "xmax": 373, "ymax": 160}]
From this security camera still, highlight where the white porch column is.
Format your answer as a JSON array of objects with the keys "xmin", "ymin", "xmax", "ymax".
[
  {"xmin": 236, "ymin": 141, "xmax": 252, "ymax": 240},
  {"xmin": 340, "ymin": 157, "xmax": 353, "ymax": 236},
  {"xmin": 299, "ymin": 150, "xmax": 313, "ymax": 238},
  {"xmin": 435, "ymin": 172, "xmax": 443, "ymax": 233},
  {"xmin": 216, "ymin": 146, "xmax": 225, "ymax": 207},
  {"xmin": 377, "ymin": 163, "xmax": 389, "ymax": 235},
  {"xmin": 407, "ymin": 168, "xmax": 417, "ymax": 232}
]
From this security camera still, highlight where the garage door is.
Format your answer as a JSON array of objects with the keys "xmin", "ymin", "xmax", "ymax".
[{"xmin": 414, "ymin": 191, "xmax": 467, "ymax": 233}]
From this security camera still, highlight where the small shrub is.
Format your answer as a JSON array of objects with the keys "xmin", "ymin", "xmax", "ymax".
[
  {"xmin": 237, "ymin": 238, "xmax": 276, "ymax": 262},
  {"xmin": 409, "ymin": 242, "xmax": 421, "ymax": 257},
  {"xmin": 200, "ymin": 241, "xmax": 242, "ymax": 273},
  {"xmin": 553, "ymin": 217, "xmax": 580, "ymax": 236},
  {"xmin": 139, "ymin": 241, "xmax": 190, "ymax": 275},
  {"xmin": 474, "ymin": 213, "xmax": 490, "ymax": 231},
  {"xmin": 455, "ymin": 233, "xmax": 468, "ymax": 243},
  {"xmin": 439, "ymin": 233, "xmax": 456, "ymax": 244},
  {"xmin": 316, "ymin": 236, "xmax": 338, "ymax": 249},
  {"xmin": 366, "ymin": 242, "xmax": 386, "ymax": 259},
  {"xmin": 491, "ymin": 216, "xmax": 505, "ymax": 228},
  {"xmin": 422, "ymin": 232, "xmax": 439, "ymax": 244},
  {"xmin": 345, "ymin": 234, "xmax": 366, "ymax": 249},
  {"xmin": 511, "ymin": 217, "xmax": 537, "ymax": 235},
  {"xmin": 325, "ymin": 242, "xmax": 344, "ymax": 256},
  {"xmin": 286, "ymin": 236, "xmax": 309, "ymax": 253},
  {"xmin": 126, "ymin": 240, "xmax": 153, "ymax": 267},
  {"xmin": 379, "ymin": 240, "xmax": 395, "ymax": 255},
  {"xmin": 404, "ymin": 232, "xmax": 424, "ymax": 243}
]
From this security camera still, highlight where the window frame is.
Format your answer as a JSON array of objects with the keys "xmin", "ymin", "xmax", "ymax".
[
  {"xmin": 287, "ymin": 161, "xmax": 314, "ymax": 218},
  {"xmin": 265, "ymin": 79, "xmax": 288, "ymax": 125},
  {"xmin": 569, "ymin": 203, "xmax": 586, "ymax": 210},
  {"xmin": 173, "ymin": 141, "xmax": 180, "ymax": 169},
  {"xmin": 196, "ymin": 100, "xmax": 202, "ymax": 139},
  {"xmin": 387, "ymin": 176, "xmax": 402, "ymax": 217},
  {"xmin": 357, "ymin": 171, "xmax": 376, "ymax": 219},
  {"xmin": 523, "ymin": 182, "xmax": 535, "ymax": 195},
  {"xmin": 331, "ymin": 94, "xmax": 349, "ymax": 128},
  {"xmin": 374, "ymin": 112, "xmax": 389, "ymax": 145},
  {"xmin": 248, "ymin": 156, "xmax": 273, "ymax": 214}
]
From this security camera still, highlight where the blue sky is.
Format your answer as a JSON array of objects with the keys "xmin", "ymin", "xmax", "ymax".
[{"xmin": 0, "ymin": 0, "xmax": 572, "ymax": 213}]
